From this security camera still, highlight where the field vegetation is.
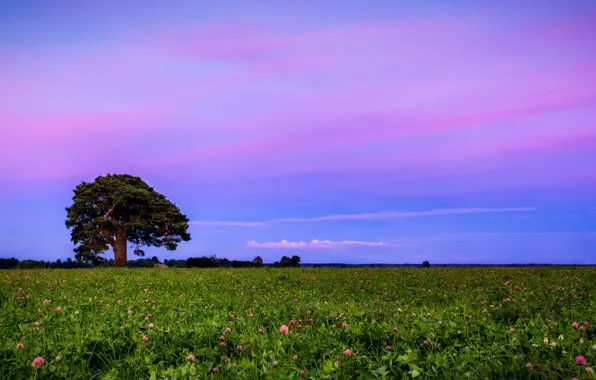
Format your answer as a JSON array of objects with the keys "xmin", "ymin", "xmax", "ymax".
[{"xmin": 1, "ymin": 267, "xmax": 595, "ymax": 379}]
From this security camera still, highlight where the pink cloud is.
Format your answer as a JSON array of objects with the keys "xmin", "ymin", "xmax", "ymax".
[
  {"xmin": 2, "ymin": 7, "xmax": 595, "ymax": 182},
  {"xmin": 246, "ymin": 239, "xmax": 390, "ymax": 248},
  {"xmin": 154, "ymin": 57, "xmax": 596, "ymax": 168}
]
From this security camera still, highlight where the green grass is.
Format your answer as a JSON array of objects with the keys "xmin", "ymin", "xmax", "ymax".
[{"xmin": 1, "ymin": 267, "xmax": 595, "ymax": 379}]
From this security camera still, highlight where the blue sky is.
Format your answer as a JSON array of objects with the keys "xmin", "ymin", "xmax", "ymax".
[{"xmin": 0, "ymin": 1, "xmax": 595, "ymax": 263}]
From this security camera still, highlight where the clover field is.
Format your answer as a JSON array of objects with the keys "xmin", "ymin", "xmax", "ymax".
[{"xmin": 1, "ymin": 267, "xmax": 595, "ymax": 379}]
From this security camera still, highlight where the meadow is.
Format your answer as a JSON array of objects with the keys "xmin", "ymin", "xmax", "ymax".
[{"xmin": 0, "ymin": 267, "xmax": 595, "ymax": 379}]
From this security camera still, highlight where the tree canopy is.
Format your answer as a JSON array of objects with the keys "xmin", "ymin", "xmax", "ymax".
[
  {"xmin": 253, "ymin": 256, "xmax": 264, "ymax": 268},
  {"xmin": 65, "ymin": 174, "xmax": 191, "ymax": 266}
]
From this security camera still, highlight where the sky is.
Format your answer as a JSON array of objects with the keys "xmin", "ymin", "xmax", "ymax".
[{"xmin": 0, "ymin": 1, "xmax": 595, "ymax": 264}]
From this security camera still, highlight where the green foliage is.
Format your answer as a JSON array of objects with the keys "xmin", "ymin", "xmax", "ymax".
[
  {"xmin": 253, "ymin": 256, "xmax": 264, "ymax": 268},
  {"xmin": 0, "ymin": 267, "xmax": 595, "ymax": 379},
  {"xmin": 279, "ymin": 256, "xmax": 301, "ymax": 268},
  {"xmin": 65, "ymin": 174, "xmax": 191, "ymax": 265}
]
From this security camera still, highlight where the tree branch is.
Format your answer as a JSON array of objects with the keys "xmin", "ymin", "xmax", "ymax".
[
  {"xmin": 104, "ymin": 203, "xmax": 116, "ymax": 220},
  {"xmin": 99, "ymin": 227, "xmax": 116, "ymax": 245}
]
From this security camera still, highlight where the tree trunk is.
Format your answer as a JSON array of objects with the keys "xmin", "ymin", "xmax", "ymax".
[{"xmin": 113, "ymin": 231, "xmax": 128, "ymax": 267}]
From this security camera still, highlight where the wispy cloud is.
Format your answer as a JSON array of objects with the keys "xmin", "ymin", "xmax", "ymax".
[
  {"xmin": 192, "ymin": 207, "xmax": 535, "ymax": 227},
  {"xmin": 246, "ymin": 239, "xmax": 390, "ymax": 248}
]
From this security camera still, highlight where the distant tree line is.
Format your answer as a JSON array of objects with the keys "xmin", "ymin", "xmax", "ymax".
[{"xmin": 0, "ymin": 255, "xmax": 301, "ymax": 270}]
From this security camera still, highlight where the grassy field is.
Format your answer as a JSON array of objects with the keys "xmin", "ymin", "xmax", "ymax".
[{"xmin": 1, "ymin": 267, "xmax": 595, "ymax": 379}]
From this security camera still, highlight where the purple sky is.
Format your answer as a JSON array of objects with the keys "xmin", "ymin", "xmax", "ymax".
[{"xmin": 1, "ymin": 1, "xmax": 595, "ymax": 264}]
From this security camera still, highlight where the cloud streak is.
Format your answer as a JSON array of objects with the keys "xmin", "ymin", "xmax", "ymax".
[
  {"xmin": 192, "ymin": 207, "xmax": 535, "ymax": 227},
  {"xmin": 246, "ymin": 239, "xmax": 390, "ymax": 249}
]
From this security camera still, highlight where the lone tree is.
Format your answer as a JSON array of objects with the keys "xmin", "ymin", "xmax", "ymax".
[
  {"xmin": 253, "ymin": 256, "xmax": 264, "ymax": 268},
  {"xmin": 65, "ymin": 174, "xmax": 191, "ymax": 267}
]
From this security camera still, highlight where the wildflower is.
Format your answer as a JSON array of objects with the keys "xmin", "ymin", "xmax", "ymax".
[
  {"xmin": 219, "ymin": 335, "xmax": 225, "ymax": 341},
  {"xmin": 273, "ymin": 361, "xmax": 278, "ymax": 366},
  {"xmin": 343, "ymin": 349, "xmax": 353, "ymax": 356},
  {"xmin": 424, "ymin": 340, "xmax": 429, "ymax": 345},
  {"xmin": 225, "ymin": 328, "xmax": 231, "ymax": 333},
  {"xmin": 300, "ymin": 370, "xmax": 306, "ymax": 376},
  {"xmin": 32, "ymin": 357, "xmax": 44, "ymax": 368},
  {"xmin": 230, "ymin": 314, "xmax": 235, "ymax": 319},
  {"xmin": 471, "ymin": 302, "xmax": 475, "ymax": 306},
  {"xmin": 543, "ymin": 337, "xmax": 549, "ymax": 344},
  {"xmin": 586, "ymin": 367, "xmax": 594, "ymax": 373},
  {"xmin": 16, "ymin": 342, "xmax": 24, "ymax": 350},
  {"xmin": 576, "ymin": 356, "xmax": 586, "ymax": 365},
  {"xmin": 186, "ymin": 354, "xmax": 195, "ymax": 361},
  {"xmin": 558, "ymin": 335, "xmax": 564, "ymax": 340},
  {"xmin": 393, "ymin": 327, "xmax": 399, "ymax": 332},
  {"xmin": 526, "ymin": 363, "xmax": 532, "ymax": 368},
  {"xmin": 249, "ymin": 313, "xmax": 254, "ymax": 318},
  {"xmin": 259, "ymin": 328, "xmax": 264, "ymax": 334},
  {"xmin": 585, "ymin": 321, "xmax": 590, "ymax": 327},
  {"xmin": 289, "ymin": 320, "xmax": 296, "ymax": 325},
  {"xmin": 482, "ymin": 309, "xmax": 487, "ymax": 313},
  {"xmin": 55, "ymin": 356, "xmax": 61, "ymax": 361},
  {"xmin": 142, "ymin": 336, "xmax": 149, "ymax": 342},
  {"xmin": 148, "ymin": 323, "xmax": 154, "ymax": 329},
  {"xmin": 212, "ymin": 367, "xmax": 218, "ymax": 372},
  {"xmin": 386, "ymin": 345, "xmax": 392, "ymax": 350},
  {"xmin": 280, "ymin": 325, "xmax": 289, "ymax": 334},
  {"xmin": 293, "ymin": 354, "xmax": 298, "ymax": 360},
  {"xmin": 237, "ymin": 345, "xmax": 243, "ymax": 351},
  {"xmin": 572, "ymin": 322, "xmax": 579, "ymax": 329},
  {"xmin": 117, "ymin": 300, "xmax": 122, "ymax": 305},
  {"xmin": 580, "ymin": 338, "xmax": 584, "ymax": 343},
  {"xmin": 147, "ymin": 313, "xmax": 152, "ymax": 319},
  {"xmin": 509, "ymin": 328, "xmax": 515, "ymax": 334},
  {"xmin": 43, "ymin": 299, "xmax": 51, "ymax": 305},
  {"xmin": 592, "ymin": 344, "xmax": 596, "ymax": 350},
  {"xmin": 342, "ymin": 322, "xmax": 348, "ymax": 328},
  {"xmin": 55, "ymin": 307, "xmax": 62, "ymax": 312},
  {"xmin": 34, "ymin": 321, "xmax": 40, "ymax": 327},
  {"xmin": 128, "ymin": 310, "xmax": 133, "ymax": 315}
]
